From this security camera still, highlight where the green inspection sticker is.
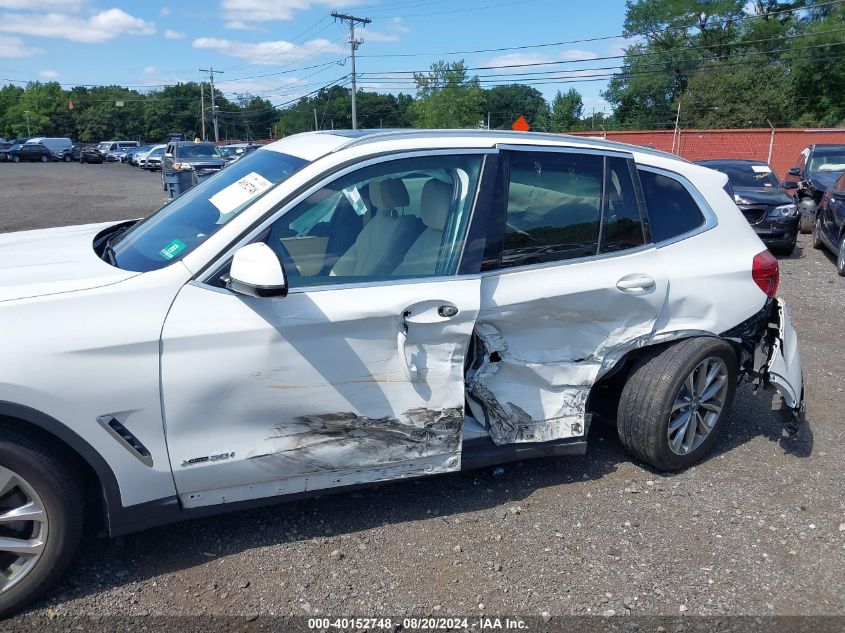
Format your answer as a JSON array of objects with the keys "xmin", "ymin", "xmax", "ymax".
[{"xmin": 160, "ymin": 239, "xmax": 187, "ymax": 260}]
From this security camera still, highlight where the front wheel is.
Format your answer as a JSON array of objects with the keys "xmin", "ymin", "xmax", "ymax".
[
  {"xmin": 813, "ymin": 216, "xmax": 824, "ymax": 250},
  {"xmin": 799, "ymin": 213, "xmax": 813, "ymax": 234},
  {"xmin": 0, "ymin": 430, "xmax": 83, "ymax": 617},
  {"xmin": 40, "ymin": 156, "xmax": 48, "ymax": 163},
  {"xmin": 63, "ymin": 155, "xmax": 71, "ymax": 162},
  {"xmin": 837, "ymin": 235, "xmax": 845, "ymax": 277},
  {"xmin": 11, "ymin": 156, "xmax": 19, "ymax": 163},
  {"xmin": 617, "ymin": 337, "xmax": 737, "ymax": 471}
]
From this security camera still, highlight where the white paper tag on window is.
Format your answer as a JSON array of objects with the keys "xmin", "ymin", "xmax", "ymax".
[
  {"xmin": 210, "ymin": 172, "xmax": 272, "ymax": 221},
  {"xmin": 751, "ymin": 165, "xmax": 772, "ymax": 173}
]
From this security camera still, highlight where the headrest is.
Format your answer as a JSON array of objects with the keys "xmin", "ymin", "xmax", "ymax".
[
  {"xmin": 421, "ymin": 179, "xmax": 453, "ymax": 231},
  {"xmin": 369, "ymin": 178, "xmax": 410, "ymax": 210}
]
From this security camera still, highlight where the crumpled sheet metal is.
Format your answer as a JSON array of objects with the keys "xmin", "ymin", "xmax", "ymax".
[{"xmin": 466, "ymin": 317, "xmax": 717, "ymax": 446}]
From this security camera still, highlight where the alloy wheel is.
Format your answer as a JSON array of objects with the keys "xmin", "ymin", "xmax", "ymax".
[
  {"xmin": 0, "ymin": 465, "xmax": 48, "ymax": 595},
  {"xmin": 668, "ymin": 357, "xmax": 729, "ymax": 455}
]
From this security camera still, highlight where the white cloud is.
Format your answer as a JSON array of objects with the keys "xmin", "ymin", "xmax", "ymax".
[
  {"xmin": 0, "ymin": 9, "xmax": 155, "ymax": 43},
  {"xmin": 160, "ymin": 6, "xmax": 171, "ymax": 16},
  {"xmin": 0, "ymin": 0, "xmax": 84, "ymax": 9},
  {"xmin": 484, "ymin": 53, "xmax": 555, "ymax": 68},
  {"xmin": 560, "ymin": 49, "xmax": 599, "ymax": 61},
  {"xmin": 221, "ymin": 0, "xmax": 361, "ymax": 24},
  {"xmin": 164, "ymin": 29, "xmax": 185, "ymax": 39},
  {"xmin": 360, "ymin": 30, "xmax": 399, "ymax": 43},
  {"xmin": 0, "ymin": 35, "xmax": 44, "ymax": 57},
  {"xmin": 37, "ymin": 69, "xmax": 58, "ymax": 78},
  {"xmin": 143, "ymin": 66, "xmax": 157, "ymax": 74},
  {"xmin": 193, "ymin": 36, "xmax": 343, "ymax": 65},
  {"xmin": 224, "ymin": 20, "xmax": 263, "ymax": 31}
]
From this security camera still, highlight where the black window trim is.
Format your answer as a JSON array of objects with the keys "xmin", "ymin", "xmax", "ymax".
[
  {"xmin": 636, "ymin": 164, "xmax": 718, "ymax": 248},
  {"xmin": 480, "ymin": 145, "xmax": 653, "ymax": 275}
]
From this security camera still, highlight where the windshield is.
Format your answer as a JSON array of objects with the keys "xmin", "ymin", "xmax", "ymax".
[
  {"xmin": 149, "ymin": 148, "xmax": 164, "ymax": 156},
  {"xmin": 175, "ymin": 143, "xmax": 222, "ymax": 159},
  {"xmin": 110, "ymin": 150, "xmax": 308, "ymax": 272},
  {"xmin": 706, "ymin": 163, "xmax": 781, "ymax": 188},
  {"xmin": 808, "ymin": 153, "xmax": 845, "ymax": 174},
  {"xmin": 97, "ymin": 142, "xmax": 111, "ymax": 151}
]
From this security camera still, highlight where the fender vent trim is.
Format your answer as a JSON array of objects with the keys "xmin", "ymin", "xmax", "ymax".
[{"xmin": 97, "ymin": 416, "xmax": 154, "ymax": 467}]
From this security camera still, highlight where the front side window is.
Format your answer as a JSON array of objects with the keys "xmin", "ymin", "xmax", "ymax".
[
  {"xmin": 258, "ymin": 154, "xmax": 483, "ymax": 288},
  {"xmin": 110, "ymin": 150, "xmax": 308, "ymax": 272},
  {"xmin": 638, "ymin": 169, "xmax": 706, "ymax": 243}
]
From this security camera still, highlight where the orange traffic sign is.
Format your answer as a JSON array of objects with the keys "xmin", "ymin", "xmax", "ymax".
[{"xmin": 511, "ymin": 115, "xmax": 531, "ymax": 131}]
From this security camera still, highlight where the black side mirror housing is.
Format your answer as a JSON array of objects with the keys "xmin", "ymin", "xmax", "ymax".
[
  {"xmin": 782, "ymin": 181, "xmax": 798, "ymax": 190},
  {"xmin": 787, "ymin": 167, "xmax": 801, "ymax": 177}
]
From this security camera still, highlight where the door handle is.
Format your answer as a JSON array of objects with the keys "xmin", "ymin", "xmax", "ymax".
[{"xmin": 616, "ymin": 275, "xmax": 656, "ymax": 292}]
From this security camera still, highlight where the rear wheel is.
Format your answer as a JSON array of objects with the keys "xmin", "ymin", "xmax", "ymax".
[
  {"xmin": 40, "ymin": 156, "xmax": 48, "ymax": 163},
  {"xmin": 617, "ymin": 337, "xmax": 737, "ymax": 471},
  {"xmin": 0, "ymin": 430, "xmax": 83, "ymax": 617}
]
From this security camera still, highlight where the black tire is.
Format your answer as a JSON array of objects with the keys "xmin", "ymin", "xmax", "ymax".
[
  {"xmin": 0, "ymin": 429, "xmax": 84, "ymax": 617},
  {"xmin": 836, "ymin": 234, "xmax": 845, "ymax": 277},
  {"xmin": 162, "ymin": 175, "xmax": 167, "ymax": 192},
  {"xmin": 812, "ymin": 216, "xmax": 824, "ymax": 250},
  {"xmin": 40, "ymin": 156, "xmax": 48, "ymax": 163},
  {"xmin": 63, "ymin": 155, "xmax": 71, "ymax": 162},
  {"xmin": 799, "ymin": 213, "xmax": 813, "ymax": 234},
  {"xmin": 617, "ymin": 337, "xmax": 738, "ymax": 471},
  {"xmin": 11, "ymin": 156, "xmax": 19, "ymax": 163}
]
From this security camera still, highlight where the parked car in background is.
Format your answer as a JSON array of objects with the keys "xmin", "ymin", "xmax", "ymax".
[
  {"xmin": 785, "ymin": 144, "xmax": 845, "ymax": 233},
  {"xmin": 812, "ymin": 171, "xmax": 845, "ymax": 276},
  {"xmin": 132, "ymin": 145, "xmax": 157, "ymax": 167},
  {"xmin": 80, "ymin": 146, "xmax": 104, "ymax": 164},
  {"xmin": 9, "ymin": 142, "xmax": 55, "ymax": 163},
  {"xmin": 160, "ymin": 140, "xmax": 226, "ymax": 190},
  {"xmin": 0, "ymin": 141, "xmax": 13, "ymax": 162},
  {"xmin": 220, "ymin": 143, "xmax": 262, "ymax": 163},
  {"xmin": 0, "ymin": 129, "xmax": 805, "ymax": 617},
  {"xmin": 141, "ymin": 144, "xmax": 166, "ymax": 171},
  {"xmin": 696, "ymin": 159, "xmax": 799, "ymax": 255},
  {"xmin": 60, "ymin": 145, "xmax": 83, "ymax": 162},
  {"xmin": 24, "ymin": 137, "xmax": 72, "ymax": 158},
  {"xmin": 96, "ymin": 140, "xmax": 140, "ymax": 162}
]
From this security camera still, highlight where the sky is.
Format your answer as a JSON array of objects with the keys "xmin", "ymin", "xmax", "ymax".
[{"xmin": 0, "ymin": 0, "xmax": 632, "ymax": 118}]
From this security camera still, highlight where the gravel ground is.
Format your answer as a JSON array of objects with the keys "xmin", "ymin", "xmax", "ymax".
[{"xmin": 1, "ymin": 163, "xmax": 844, "ymax": 622}]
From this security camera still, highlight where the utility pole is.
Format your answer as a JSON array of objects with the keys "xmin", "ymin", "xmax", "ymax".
[
  {"xmin": 332, "ymin": 11, "xmax": 371, "ymax": 130},
  {"xmin": 199, "ymin": 67, "xmax": 223, "ymax": 142},
  {"xmin": 671, "ymin": 99, "xmax": 682, "ymax": 155},
  {"xmin": 200, "ymin": 83, "xmax": 206, "ymax": 141},
  {"xmin": 314, "ymin": 108, "xmax": 319, "ymax": 131},
  {"xmin": 23, "ymin": 110, "xmax": 31, "ymax": 136}
]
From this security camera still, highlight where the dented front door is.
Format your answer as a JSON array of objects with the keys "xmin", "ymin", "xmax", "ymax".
[{"xmin": 161, "ymin": 278, "xmax": 479, "ymax": 507}]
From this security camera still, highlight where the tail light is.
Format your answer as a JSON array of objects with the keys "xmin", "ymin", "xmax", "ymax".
[{"xmin": 752, "ymin": 250, "xmax": 779, "ymax": 297}]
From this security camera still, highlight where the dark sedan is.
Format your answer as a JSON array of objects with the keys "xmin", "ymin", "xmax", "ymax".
[
  {"xmin": 785, "ymin": 144, "xmax": 845, "ymax": 233},
  {"xmin": 697, "ymin": 159, "xmax": 799, "ymax": 255},
  {"xmin": 812, "ymin": 171, "xmax": 845, "ymax": 276},
  {"xmin": 8, "ymin": 143, "xmax": 56, "ymax": 163}
]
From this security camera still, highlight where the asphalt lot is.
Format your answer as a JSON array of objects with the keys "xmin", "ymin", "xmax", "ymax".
[{"xmin": 1, "ymin": 162, "xmax": 844, "ymax": 622}]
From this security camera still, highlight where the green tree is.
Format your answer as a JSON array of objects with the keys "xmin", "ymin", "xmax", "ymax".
[
  {"xmin": 485, "ymin": 84, "xmax": 550, "ymax": 130},
  {"xmin": 411, "ymin": 60, "xmax": 486, "ymax": 129},
  {"xmin": 549, "ymin": 88, "xmax": 584, "ymax": 132}
]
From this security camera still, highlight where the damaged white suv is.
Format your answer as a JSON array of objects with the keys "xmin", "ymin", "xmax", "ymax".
[{"xmin": 0, "ymin": 130, "xmax": 803, "ymax": 614}]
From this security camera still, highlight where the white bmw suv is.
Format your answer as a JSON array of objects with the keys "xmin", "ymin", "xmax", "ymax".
[{"xmin": 0, "ymin": 130, "xmax": 803, "ymax": 614}]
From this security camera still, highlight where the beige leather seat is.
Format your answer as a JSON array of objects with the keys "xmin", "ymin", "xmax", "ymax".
[
  {"xmin": 330, "ymin": 178, "xmax": 420, "ymax": 277},
  {"xmin": 393, "ymin": 178, "xmax": 454, "ymax": 276}
]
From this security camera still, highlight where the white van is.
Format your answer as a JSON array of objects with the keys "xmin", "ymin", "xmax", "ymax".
[{"xmin": 25, "ymin": 137, "xmax": 72, "ymax": 157}]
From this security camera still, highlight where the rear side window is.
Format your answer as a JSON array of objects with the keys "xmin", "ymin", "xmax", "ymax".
[
  {"xmin": 501, "ymin": 151, "xmax": 603, "ymax": 267},
  {"xmin": 600, "ymin": 157, "xmax": 645, "ymax": 253},
  {"xmin": 638, "ymin": 170, "xmax": 705, "ymax": 243}
]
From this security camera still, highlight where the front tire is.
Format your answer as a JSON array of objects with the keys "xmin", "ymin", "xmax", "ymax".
[
  {"xmin": 0, "ymin": 430, "xmax": 83, "ymax": 617},
  {"xmin": 617, "ymin": 337, "xmax": 738, "ymax": 471},
  {"xmin": 837, "ymin": 235, "xmax": 845, "ymax": 277},
  {"xmin": 799, "ymin": 213, "xmax": 813, "ymax": 234},
  {"xmin": 11, "ymin": 156, "xmax": 19, "ymax": 163},
  {"xmin": 813, "ymin": 216, "xmax": 824, "ymax": 250}
]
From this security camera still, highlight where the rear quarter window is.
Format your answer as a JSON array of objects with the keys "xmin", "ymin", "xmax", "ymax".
[{"xmin": 638, "ymin": 169, "xmax": 706, "ymax": 243}]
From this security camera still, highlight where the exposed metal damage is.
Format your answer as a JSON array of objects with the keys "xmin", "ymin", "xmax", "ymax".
[{"xmin": 246, "ymin": 407, "xmax": 463, "ymax": 476}]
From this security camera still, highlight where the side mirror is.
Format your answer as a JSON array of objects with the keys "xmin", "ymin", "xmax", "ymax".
[
  {"xmin": 225, "ymin": 242, "xmax": 287, "ymax": 298},
  {"xmin": 787, "ymin": 167, "xmax": 801, "ymax": 177},
  {"xmin": 782, "ymin": 181, "xmax": 798, "ymax": 190}
]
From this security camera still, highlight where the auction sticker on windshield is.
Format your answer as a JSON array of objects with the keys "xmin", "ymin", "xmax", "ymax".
[
  {"xmin": 209, "ymin": 172, "xmax": 273, "ymax": 220},
  {"xmin": 160, "ymin": 239, "xmax": 187, "ymax": 260}
]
